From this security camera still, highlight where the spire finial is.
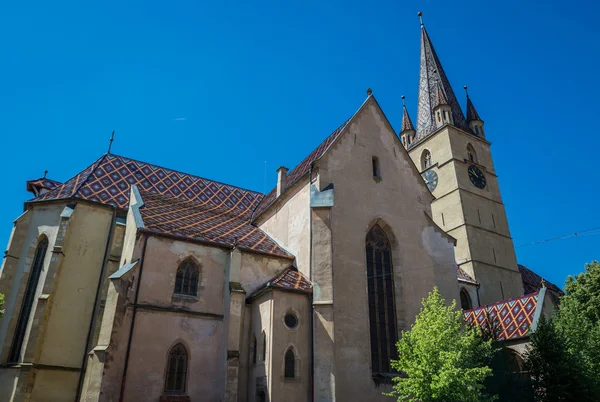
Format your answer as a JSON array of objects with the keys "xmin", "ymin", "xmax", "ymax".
[
  {"xmin": 418, "ymin": 11, "xmax": 424, "ymax": 26},
  {"xmin": 464, "ymin": 85, "xmax": 469, "ymax": 97},
  {"xmin": 43, "ymin": 170, "xmax": 48, "ymax": 178},
  {"xmin": 541, "ymin": 278, "xmax": 546, "ymax": 289},
  {"xmin": 108, "ymin": 130, "xmax": 115, "ymax": 154},
  {"xmin": 366, "ymin": 88, "xmax": 373, "ymax": 96},
  {"xmin": 401, "ymin": 95, "xmax": 406, "ymax": 107}
]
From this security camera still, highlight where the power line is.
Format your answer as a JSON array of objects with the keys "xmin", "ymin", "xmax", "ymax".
[{"xmin": 515, "ymin": 226, "xmax": 600, "ymax": 249}]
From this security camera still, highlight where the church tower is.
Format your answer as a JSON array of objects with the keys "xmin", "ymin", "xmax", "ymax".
[{"xmin": 404, "ymin": 14, "xmax": 523, "ymax": 304}]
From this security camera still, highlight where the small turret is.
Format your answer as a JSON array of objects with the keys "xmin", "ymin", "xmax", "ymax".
[
  {"xmin": 464, "ymin": 86, "xmax": 484, "ymax": 138},
  {"xmin": 399, "ymin": 95, "xmax": 416, "ymax": 148},
  {"xmin": 433, "ymin": 82, "xmax": 453, "ymax": 128}
]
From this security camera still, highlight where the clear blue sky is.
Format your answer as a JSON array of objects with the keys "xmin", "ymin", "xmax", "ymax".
[{"xmin": 1, "ymin": 0, "xmax": 598, "ymax": 290}]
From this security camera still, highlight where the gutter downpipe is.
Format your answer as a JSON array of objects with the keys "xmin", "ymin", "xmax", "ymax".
[
  {"xmin": 76, "ymin": 207, "xmax": 117, "ymax": 401},
  {"xmin": 119, "ymin": 233, "xmax": 150, "ymax": 402},
  {"xmin": 308, "ymin": 164, "xmax": 315, "ymax": 402}
]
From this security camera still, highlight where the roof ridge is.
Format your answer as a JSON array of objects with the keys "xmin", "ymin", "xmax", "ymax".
[{"xmin": 108, "ymin": 153, "xmax": 264, "ymax": 198}]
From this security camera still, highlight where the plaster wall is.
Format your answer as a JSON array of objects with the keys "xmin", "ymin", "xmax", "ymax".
[
  {"xmin": 247, "ymin": 292, "xmax": 273, "ymax": 402},
  {"xmin": 316, "ymin": 98, "xmax": 459, "ymax": 401},
  {"xmin": 257, "ymin": 180, "xmax": 311, "ymax": 278}
]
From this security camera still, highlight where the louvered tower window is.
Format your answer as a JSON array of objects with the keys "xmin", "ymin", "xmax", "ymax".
[
  {"xmin": 165, "ymin": 343, "xmax": 187, "ymax": 394},
  {"xmin": 365, "ymin": 225, "xmax": 398, "ymax": 374},
  {"xmin": 174, "ymin": 259, "xmax": 199, "ymax": 296},
  {"xmin": 9, "ymin": 236, "xmax": 48, "ymax": 363}
]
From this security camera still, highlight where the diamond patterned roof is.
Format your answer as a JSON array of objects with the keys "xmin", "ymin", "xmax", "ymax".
[
  {"xmin": 26, "ymin": 177, "xmax": 62, "ymax": 194},
  {"xmin": 253, "ymin": 119, "xmax": 350, "ymax": 220},
  {"xmin": 269, "ymin": 267, "xmax": 312, "ymax": 293},
  {"xmin": 400, "ymin": 105, "xmax": 415, "ymax": 133},
  {"xmin": 32, "ymin": 154, "xmax": 262, "ymax": 213},
  {"xmin": 137, "ymin": 189, "xmax": 291, "ymax": 258},
  {"xmin": 466, "ymin": 94, "xmax": 482, "ymax": 122},
  {"xmin": 28, "ymin": 153, "xmax": 293, "ymax": 258},
  {"xmin": 463, "ymin": 293, "xmax": 539, "ymax": 340}
]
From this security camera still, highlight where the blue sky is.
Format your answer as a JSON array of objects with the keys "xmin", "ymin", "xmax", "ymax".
[{"xmin": 1, "ymin": 0, "xmax": 598, "ymax": 289}]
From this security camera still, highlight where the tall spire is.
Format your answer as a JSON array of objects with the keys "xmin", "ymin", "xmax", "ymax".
[
  {"xmin": 464, "ymin": 86, "xmax": 481, "ymax": 122},
  {"xmin": 416, "ymin": 12, "xmax": 466, "ymax": 140},
  {"xmin": 401, "ymin": 96, "xmax": 415, "ymax": 132}
]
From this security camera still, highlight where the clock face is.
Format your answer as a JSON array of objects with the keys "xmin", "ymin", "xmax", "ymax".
[
  {"xmin": 422, "ymin": 170, "xmax": 438, "ymax": 192},
  {"xmin": 468, "ymin": 165, "xmax": 486, "ymax": 189}
]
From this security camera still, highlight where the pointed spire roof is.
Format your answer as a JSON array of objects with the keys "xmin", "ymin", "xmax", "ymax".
[
  {"xmin": 433, "ymin": 82, "xmax": 449, "ymax": 107},
  {"xmin": 416, "ymin": 19, "xmax": 467, "ymax": 140},
  {"xmin": 465, "ymin": 91, "xmax": 482, "ymax": 122},
  {"xmin": 400, "ymin": 96, "xmax": 415, "ymax": 133}
]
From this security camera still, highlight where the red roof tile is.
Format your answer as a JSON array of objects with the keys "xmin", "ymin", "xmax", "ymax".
[
  {"xmin": 269, "ymin": 267, "xmax": 312, "ymax": 293},
  {"xmin": 252, "ymin": 119, "xmax": 350, "ymax": 220},
  {"xmin": 463, "ymin": 292, "xmax": 539, "ymax": 340},
  {"xmin": 26, "ymin": 177, "xmax": 62, "ymax": 193},
  {"xmin": 137, "ymin": 189, "xmax": 291, "ymax": 258}
]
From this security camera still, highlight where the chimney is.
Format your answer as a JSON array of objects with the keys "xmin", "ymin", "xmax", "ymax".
[{"xmin": 276, "ymin": 166, "xmax": 289, "ymax": 197}]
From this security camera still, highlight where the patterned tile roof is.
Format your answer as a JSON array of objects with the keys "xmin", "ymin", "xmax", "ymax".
[
  {"xmin": 433, "ymin": 82, "xmax": 449, "ymax": 107},
  {"xmin": 416, "ymin": 25, "xmax": 467, "ymax": 141},
  {"xmin": 400, "ymin": 105, "xmax": 415, "ymax": 133},
  {"xmin": 26, "ymin": 177, "xmax": 62, "ymax": 194},
  {"xmin": 250, "ymin": 267, "xmax": 312, "ymax": 298},
  {"xmin": 463, "ymin": 292, "xmax": 539, "ymax": 340},
  {"xmin": 31, "ymin": 154, "xmax": 262, "ymax": 213},
  {"xmin": 137, "ymin": 189, "xmax": 291, "ymax": 258},
  {"xmin": 466, "ymin": 95, "xmax": 482, "ymax": 122},
  {"xmin": 457, "ymin": 267, "xmax": 478, "ymax": 285},
  {"xmin": 518, "ymin": 264, "xmax": 563, "ymax": 296},
  {"xmin": 252, "ymin": 119, "xmax": 351, "ymax": 220}
]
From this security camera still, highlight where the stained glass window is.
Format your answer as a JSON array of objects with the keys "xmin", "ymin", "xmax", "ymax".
[
  {"xmin": 174, "ymin": 259, "xmax": 199, "ymax": 296},
  {"xmin": 9, "ymin": 236, "xmax": 48, "ymax": 363},
  {"xmin": 365, "ymin": 225, "xmax": 397, "ymax": 374},
  {"xmin": 165, "ymin": 343, "xmax": 187, "ymax": 394}
]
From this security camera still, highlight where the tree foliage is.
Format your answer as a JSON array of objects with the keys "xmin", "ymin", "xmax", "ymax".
[
  {"xmin": 0, "ymin": 293, "xmax": 4, "ymax": 319},
  {"xmin": 524, "ymin": 315, "xmax": 595, "ymax": 401},
  {"xmin": 387, "ymin": 287, "xmax": 495, "ymax": 402}
]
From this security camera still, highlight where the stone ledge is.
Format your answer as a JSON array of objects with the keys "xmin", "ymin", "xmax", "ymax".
[{"xmin": 159, "ymin": 395, "xmax": 190, "ymax": 402}]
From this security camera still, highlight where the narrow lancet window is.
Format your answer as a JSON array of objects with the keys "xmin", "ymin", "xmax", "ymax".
[
  {"xmin": 365, "ymin": 225, "xmax": 398, "ymax": 375},
  {"xmin": 421, "ymin": 150, "xmax": 432, "ymax": 170},
  {"xmin": 165, "ymin": 343, "xmax": 188, "ymax": 395},
  {"xmin": 460, "ymin": 288, "xmax": 472, "ymax": 310},
  {"xmin": 9, "ymin": 236, "xmax": 48, "ymax": 363},
  {"xmin": 284, "ymin": 348, "xmax": 296, "ymax": 379}
]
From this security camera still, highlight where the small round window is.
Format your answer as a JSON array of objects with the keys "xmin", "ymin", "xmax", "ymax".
[{"xmin": 284, "ymin": 313, "xmax": 298, "ymax": 329}]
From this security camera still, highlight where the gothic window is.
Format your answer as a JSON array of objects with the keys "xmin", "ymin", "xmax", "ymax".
[
  {"xmin": 474, "ymin": 125, "xmax": 480, "ymax": 136},
  {"xmin": 443, "ymin": 110, "xmax": 448, "ymax": 122},
  {"xmin": 372, "ymin": 157, "xmax": 381, "ymax": 179},
  {"xmin": 365, "ymin": 225, "xmax": 398, "ymax": 374},
  {"xmin": 9, "ymin": 236, "xmax": 48, "ymax": 363},
  {"xmin": 284, "ymin": 348, "xmax": 296, "ymax": 379},
  {"xmin": 467, "ymin": 144, "xmax": 477, "ymax": 164},
  {"xmin": 261, "ymin": 331, "xmax": 267, "ymax": 361},
  {"xmin": 174, "ymin": 259, "xmax": 199, "ymax": 296},
  {"xmin": 252, "ymin": 335, "xmax": 257, "ymax": 364},
  {"xmin": 165, "ymin": 343, "xmax": 187, "ymax": 394},
  {"xmin": 460, "ymin": 288, "xmax": 472, "ymax": 310},
  {"xmin": 257, "ymin": 391, "xmax": 266, "ymax": 402},
  {"xmin": 421, "ymin": 150, "xmax": 432, "ymax": 170}
]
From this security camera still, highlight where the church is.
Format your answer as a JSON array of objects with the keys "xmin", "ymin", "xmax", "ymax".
[{"xmin": 0, "ymin": 16, "xmax": 561, "ymax": 402}]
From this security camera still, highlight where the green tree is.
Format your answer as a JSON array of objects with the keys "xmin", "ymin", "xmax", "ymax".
[
  {"xmin": 553, "ymin": 260, "xmax": 600, "ymax": 388},
  {"xmin": 0, "ymin": 293, "xmax": 4, "ymax": 319},
  {"xmin": 524, "ymin": 315, "xmax": 594, "ymax": 401},
  {"xmin": 387, "ymin": 287, "xmax": 495, "ymax": 402}
]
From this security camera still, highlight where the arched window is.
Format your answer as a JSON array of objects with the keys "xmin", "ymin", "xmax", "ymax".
[
  {"xmin": 174, "ymin": 259, "xmax": 199, "ymax": 296},
  {"xmin": 261, "ymin": 331, "xmax": 267, "ymax": 361},
  {"xmin": 467, "ymin": 144, "xmax": 477, "ymax": 164},
  {"xmin": 164, "ymin": 343, "xmax": 188, "ymax": 394},
  {"xmin": 365, "ymin": 225, "xmax": 398, "ymax": 374},
  {"xmin": 252, "ymin": 335, "xmax": 257, "ymax": 364},
  {"xmin": 284, "ymin": 348, "xmax": 296, "ymax": 379},
  {"xmin": 257, "ymin": 390, "xmax": 266, "ymax": 402},
  {"xmin": 460, "ymin": 288, "xmax": 472, "ymax": 310},
  {"xmin": 9, "ymin": 236, "xmax": 49, "ymax": 363},
  {"xmin": 421, "ymin": 150, "xmax": 432, "ymax": 170}
]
